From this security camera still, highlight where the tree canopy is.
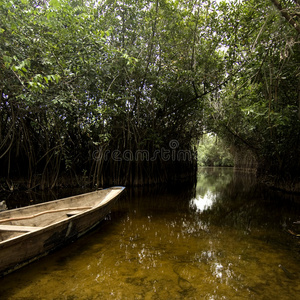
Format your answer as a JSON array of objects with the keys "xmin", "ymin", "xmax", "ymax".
[
  {"xmin": 1, "ymin": 0, "xmax": 300, "ymax": 190},
  {"xmin": 209, "ymin": 0, "xmax": 300, "ymax": 188}
]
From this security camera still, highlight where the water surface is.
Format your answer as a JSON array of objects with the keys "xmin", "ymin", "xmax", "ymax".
[{"xmin": 0, "ymin": 168, "xmax": 300, "ymax": 299}]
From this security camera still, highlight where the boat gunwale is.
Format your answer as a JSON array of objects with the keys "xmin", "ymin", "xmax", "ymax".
[{"xmin": 0, "ymin": 187, "xmax": 123, "ymax": 215}]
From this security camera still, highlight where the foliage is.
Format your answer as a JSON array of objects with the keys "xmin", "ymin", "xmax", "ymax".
[
  {"xmin": 198, "ymin": 134, "xmax": 233, "ymax": 167},
  {"xmin": 1, "ymin": 0, "xmax": 117, "ymax": 188},
  {"xmin": 1, "ymin": 0, "xmax": 300, "ymax": 189},
  {"xmin": 1, "ymin": 0, "xmax": 221, "ymax": 188},
  {"xmin": 205, "ymin": 0, "xmax": 300, "ymax": 183}
]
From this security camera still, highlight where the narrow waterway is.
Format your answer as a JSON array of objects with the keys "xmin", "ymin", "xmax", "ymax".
[{"xmin": 0, "ymin": 168, "xmax": 300, "ymax": 299}]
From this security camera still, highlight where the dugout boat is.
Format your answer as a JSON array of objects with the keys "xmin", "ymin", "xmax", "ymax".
[{"xmin": 0, "ymin": 186, "xmax": 125, "ymax": 277}]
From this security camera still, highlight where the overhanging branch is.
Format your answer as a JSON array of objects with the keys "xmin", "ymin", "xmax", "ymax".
[{"xmin": 270, "ymin": 0, "xmax": 300, "ymax": 34}]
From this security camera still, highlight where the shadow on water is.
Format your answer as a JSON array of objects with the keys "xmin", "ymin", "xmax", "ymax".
[
  {"xmin": 0, "ymin": 187, "xmax": 96, "ymax": 210},
  {"xmin": 0, "ymin": 167, "xmax": 300, "ymax": 299}
]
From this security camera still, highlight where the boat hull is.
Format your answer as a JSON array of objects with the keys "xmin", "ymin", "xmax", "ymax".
[{"xmin": 0, "ymin": 187, "xmax": 125, "ymax": 277}]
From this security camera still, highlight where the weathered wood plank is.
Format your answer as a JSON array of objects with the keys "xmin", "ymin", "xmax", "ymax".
[
  {"xmin": 0, "ymin": 206, "xmax": 92, "ymax": 224},
  {"xmin": 66, "ymin": 211, "xmax": 85, "ymax": 217},
  {"xmin": 0, "ymin": 225, "xmax": 42, "ymax": 232}
]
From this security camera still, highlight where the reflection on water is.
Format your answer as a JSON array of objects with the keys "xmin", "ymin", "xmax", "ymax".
[
  {"xmin": 0, "ymin": 167, "xmax": 300, "ymax": 299},
  {"xmin": 190, "ymin": 191, "xmax": 216, "ymax": 212}
]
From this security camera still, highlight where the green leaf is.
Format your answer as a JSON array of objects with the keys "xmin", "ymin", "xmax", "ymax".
[{"xmin": 49, "ymin": 0, "xmax": 60, "ymax": 9}]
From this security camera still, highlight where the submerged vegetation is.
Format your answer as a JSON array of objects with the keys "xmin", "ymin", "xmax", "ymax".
[{"xmin": 0, "ymin": 0, "xmax": 300, "ymax": 190}]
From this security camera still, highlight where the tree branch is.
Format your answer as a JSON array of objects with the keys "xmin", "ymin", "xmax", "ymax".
[{"xmin": 270, "ymin": 0, "xmax": 300, "ymax": 34}]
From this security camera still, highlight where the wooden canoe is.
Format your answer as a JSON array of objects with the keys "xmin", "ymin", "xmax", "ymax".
[{"xmin": 0, "ymin": 186, "xmax": 125, "ymax": 277}]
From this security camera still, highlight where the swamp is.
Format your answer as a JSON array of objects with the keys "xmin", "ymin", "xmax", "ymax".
[{"xmin": 1, "ymin": 0, "xmax": 300, "ymax": 298}]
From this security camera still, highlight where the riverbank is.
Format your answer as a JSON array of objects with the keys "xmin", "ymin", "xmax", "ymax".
[
  {"xmin": 257, "ymin": 174, "xmax": 300, "ymax": 195},
  {"xmin": 2, "ymin": 166, "xmax": 300, "ymax": 196}
]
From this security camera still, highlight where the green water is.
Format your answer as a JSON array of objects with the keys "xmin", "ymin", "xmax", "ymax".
[{"xmin": 0, "ymin": 168, "xmax": 300, "ymax": 299}]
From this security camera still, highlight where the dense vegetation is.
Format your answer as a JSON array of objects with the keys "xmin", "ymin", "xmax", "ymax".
[
  {"xmin": 198, "ymin": 134, "xmax": 233, "ymax": 167},
  {"xmin": 212, "ymin": 0, "xmax": 300, "ymax": 189},
  {"xmin": 0, "ymin": 0, "xmax": 299, "ymax": 190}
]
